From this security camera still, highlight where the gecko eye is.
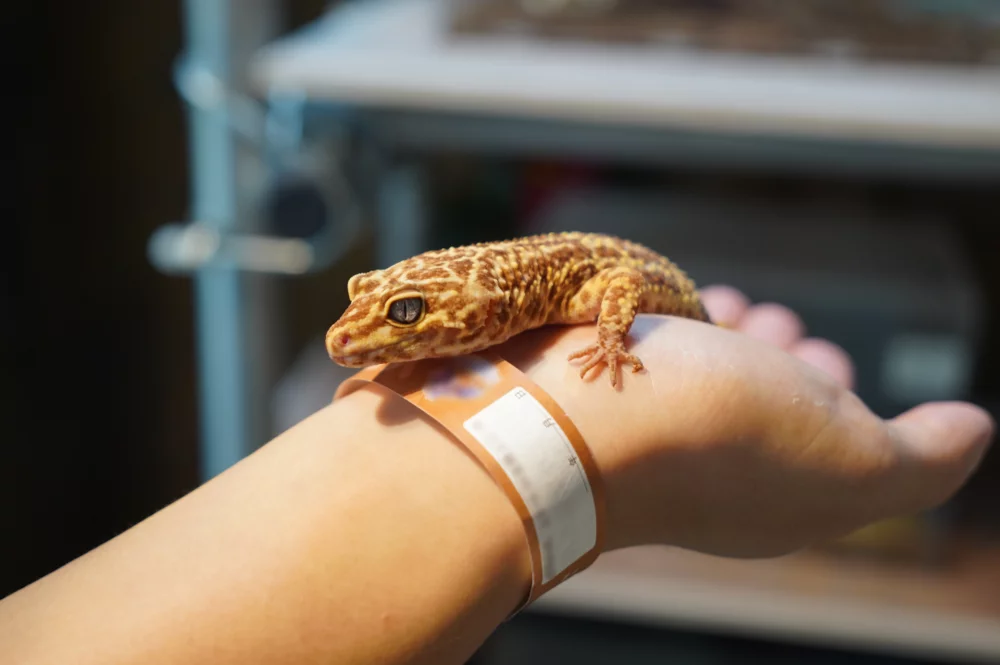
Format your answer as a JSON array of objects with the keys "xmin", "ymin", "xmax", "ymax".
[{"xmin": 386, "ymin": 296, "xmax": 424, "ymax": 326}]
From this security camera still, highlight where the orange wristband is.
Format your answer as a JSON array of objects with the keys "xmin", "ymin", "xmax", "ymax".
[{"xmin": 334, "ymin": 351, "xmax": 607, "ymax": 615}]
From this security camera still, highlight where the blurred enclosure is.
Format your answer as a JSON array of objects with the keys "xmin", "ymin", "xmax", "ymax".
[
  {"xmin": 452, "ymin": 0, "xmax": 1000, "ymax": 63},
  {"xmin": 7, "ymin": 0, "xmax": 1000, "ymax": 663}
]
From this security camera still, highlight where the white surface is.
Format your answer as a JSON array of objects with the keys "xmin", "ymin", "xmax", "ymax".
[
  {"xmin": 532, "ymin": 551, "xmax": 1000, "ymax": 664},
  {"xmin": 251, "ymin": 0, "xmax": 1000, "ymax": 147},
  {"xmin": 465, "ymin": 387, "xmax": 597, "ymax": 584}
]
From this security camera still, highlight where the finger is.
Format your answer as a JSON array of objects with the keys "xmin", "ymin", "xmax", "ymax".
[
  {"xmin": 883, "ymin": 402, "xmax": 995, "ymax": 513},
  {"xmin": 790, "ymin": 338, "xmax": 855, "ymax": 390},
  {"xmin": 737, "ymin": 302, "xmax": 806, "ymax": 350},
  {"xmin": 698, "ymin": 285, "xmax": 750, "ymax": 328}
]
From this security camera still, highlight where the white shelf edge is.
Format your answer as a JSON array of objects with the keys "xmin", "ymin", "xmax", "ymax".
[{"xmin": 531, "ymin": 566, "xmax": 1000, "ymax": 663}]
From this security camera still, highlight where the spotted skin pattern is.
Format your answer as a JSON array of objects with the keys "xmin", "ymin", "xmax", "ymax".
[{"xmin": 326, "ymin": 232, "xmax": 712, "ymax": 387}]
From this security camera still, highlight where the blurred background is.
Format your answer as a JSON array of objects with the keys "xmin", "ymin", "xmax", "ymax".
[{"xmin": 5, "ymin": 0, "xmax": 1000, "ymax": 662}]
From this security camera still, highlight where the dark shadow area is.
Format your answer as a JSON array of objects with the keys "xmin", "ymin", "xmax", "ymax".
[{"xmin": 472, "ymin": 612, "xmax": 958, "ymax": 665}]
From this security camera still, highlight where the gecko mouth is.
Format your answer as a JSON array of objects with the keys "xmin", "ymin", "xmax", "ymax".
[
  {"xmin": 332, "ymin": 354, "xmax": 372, "ymax": 368},
  {"xmin": 328, "ymin": 333, "xmax": 421, "ymax": 367}
]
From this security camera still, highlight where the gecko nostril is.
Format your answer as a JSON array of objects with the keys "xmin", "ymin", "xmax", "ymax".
[{"xmin": 340, "ymin": 334, "xmax": 350, "ymax": 347}]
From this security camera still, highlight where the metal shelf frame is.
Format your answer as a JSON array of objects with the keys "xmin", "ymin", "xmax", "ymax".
[{"xmin": 178, "ymin": 0, "xmax": 286, "ymax": 479}]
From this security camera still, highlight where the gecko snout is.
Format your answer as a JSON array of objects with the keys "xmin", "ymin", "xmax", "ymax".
[
  {"xmin": 325, "ymin": 329, "xmax": 377, "ymax": 367},
  {"xmin": 325, "ymin": 329, "xmax": 352, "ymax": 360}
]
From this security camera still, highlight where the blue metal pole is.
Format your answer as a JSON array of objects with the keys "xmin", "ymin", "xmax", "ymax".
[{"xmin": 181, "ymin": 0, "xmax": 281, "ymax": 479}]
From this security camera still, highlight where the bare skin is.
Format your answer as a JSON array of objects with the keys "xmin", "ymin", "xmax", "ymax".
[
  {"xmin": 1, "ymin": 288, "xmax": 993, "ymax": 665},
  {"xmin": 500, "ymin": 287, "xmax": 993, "ymax": 555}
]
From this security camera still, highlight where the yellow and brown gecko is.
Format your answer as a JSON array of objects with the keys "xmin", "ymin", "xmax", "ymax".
[{"xmin": 326, "ymin": 232, "xmax": 712, "ymax": 387}]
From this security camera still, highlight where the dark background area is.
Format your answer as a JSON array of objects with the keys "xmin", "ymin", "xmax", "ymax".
[
  {"xmin": 3, "ymin": 0, "xmax": 329, "ymax": 600},
  {"xmin": 7, "ymin": 0, "xmax": 196, "ymax": 597}
]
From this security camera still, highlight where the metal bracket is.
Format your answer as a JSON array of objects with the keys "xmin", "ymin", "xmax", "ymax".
[
  {"xmin": 151, "ymin": 54, "xmax": 360, "ymax": 276},
  {"xmin": 173, "ymin": 54, "xmax": 302, "ymax": 150},
  {"xmin": 149, "ymin": 222, "xmax": 318, "ymax": 275}
]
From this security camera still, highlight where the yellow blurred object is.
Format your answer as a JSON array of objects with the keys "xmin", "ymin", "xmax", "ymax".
[{"xmin": 820, "ymin": 515, "xmax": 945, "ymax": 563}]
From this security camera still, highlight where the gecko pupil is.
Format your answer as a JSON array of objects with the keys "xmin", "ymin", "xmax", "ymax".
[{"xmin": 389, "ymin": 297, "xmax": 423, "ymax": 324}]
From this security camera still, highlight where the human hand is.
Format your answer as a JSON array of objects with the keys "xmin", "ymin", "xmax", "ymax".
[{"xmin": 496, "ymin": 287, "xmax": 994, "ymax": 558}]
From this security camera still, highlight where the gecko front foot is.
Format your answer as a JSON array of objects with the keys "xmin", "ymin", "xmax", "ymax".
[{"xmin": 568, "ymin": 339, "xmax": 644, "ymax": 388}]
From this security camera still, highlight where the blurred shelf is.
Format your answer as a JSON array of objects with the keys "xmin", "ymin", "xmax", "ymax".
[
  {"xmin": 532, "ymin": 540, "xmax": 1000, "ymax": 663},
  {"xmin": 250, "ymin": 0, "xmax": 1000, "ymax": 153}
]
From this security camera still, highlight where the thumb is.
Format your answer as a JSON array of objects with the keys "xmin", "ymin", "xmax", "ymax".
[{"xmin": 883, "ymin": 402, "xmax": 995, "ymax": 513}]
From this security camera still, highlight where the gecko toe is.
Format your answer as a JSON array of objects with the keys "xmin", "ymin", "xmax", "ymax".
[
  {"xmin": 577, "ymin": 352, "xmax": 605, "ymax": 379},
  {"xmin": 627, "ymin": 355, "xmax": 645, "ymax": 373},
  {"xmin": 568, "ymin": 344, "xmax": 599, "ymax": 362}
]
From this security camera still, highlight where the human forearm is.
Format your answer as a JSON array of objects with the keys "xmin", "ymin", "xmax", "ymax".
[
  {"xmin": 3, "ymin": 302, "xmax": 991, "ymax": 665},
  {"xmin": 1, "ymin": 383, "xmax": 531, "ymax": 665}
]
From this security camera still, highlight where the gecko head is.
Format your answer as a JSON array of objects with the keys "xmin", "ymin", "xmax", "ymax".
[{"xmin": 325, "ymin": 266, "xmax": 497, "ymax": 368}]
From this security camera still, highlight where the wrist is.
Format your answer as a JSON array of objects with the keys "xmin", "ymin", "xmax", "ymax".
[
  {"xmin": 337, "ymin": 352, "xmax": 613, "ymax": 603},
  {"xmin": 336, "ymin": 384, "xmax": 534, "ymax": 615},
  {"xmin": 496, "ymin": 326, "xmax": 673, "ymax": 552}
]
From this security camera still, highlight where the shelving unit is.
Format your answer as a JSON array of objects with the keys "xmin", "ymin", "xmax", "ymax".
[
  {"xmin": 250, "ymin": 0, "xmax": 1000, "ymax": 161},
  {"xmin": 168, "ymin": 0, "xmax": 1000, "ymax": 660}
]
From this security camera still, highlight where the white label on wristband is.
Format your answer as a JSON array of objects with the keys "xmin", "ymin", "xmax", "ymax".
[{"xmin": 463, "ymin": 387, "xmax": 597, "ymax": 584}]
